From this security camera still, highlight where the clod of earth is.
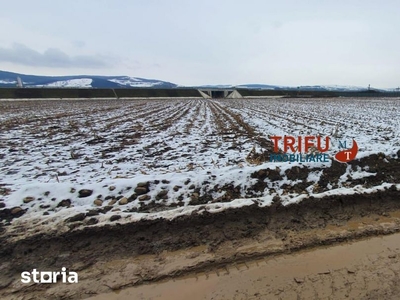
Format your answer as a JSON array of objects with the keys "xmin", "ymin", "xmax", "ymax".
[
  {"xmin": 347, "ymin": 268, "xmax": 356, "ymax": 274},
  {"xmin": 108, "ymin": 199, "xmax": 117, "ymax": 206},
  {"xmin": 118, "ymin": 197, "xmax": 128, "ymax": 205},
  {"xmin": 66, "ymin": 213, "xmax": 86, "ymax": 223},
  {"xmin": 156, "ymin": 190, "xmax": 168, "ymax": 200},
  {"xmin": 294, "ymin": 277, "xmax": 304, "ymax": 284},
  {"xmin": 93, "ymin": 199, "xmax": 103, "ymax": 206},
  {"xmin": 78, "ymin": 189, "xmax": 93, "ymax": 198},
  {"xmin": 173, "ymin": 185, "xmax": 182, "ymax": 192},
  {"xmin": 11, "ymin": 207, "xmax": 23, "ymax": 215},
  {"xmin": 22, "ymin": 196, "xmax": 35, "ymax": 204},
  {"xmin": 110, "ymin": 215, "xmax": 121, "ymax": 222},
  {"xmin": 128, "ymin": 194, "xmax": 137, "ymax": 201},
  {"xmin": 86, "ymin": 218, "xmax": 98, "ymax": 225},
  {"xmin": 134, "ymin": 187, "xmax": 148, "ymax": 195},
  {"xmin": 57, "ymin": 199, "xmax": 71, "ymax": 208},
  {"xmin": 139, "ymin": 195, "xmax": 151, "ymax": 201}
]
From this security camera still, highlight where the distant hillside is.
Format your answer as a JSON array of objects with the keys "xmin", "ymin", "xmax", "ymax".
[
  {"xmin": 234, "ymin": 84, "xmax": 375, "ymax": 92},
  {"xmin": 0, "ymin": 70, "xmax": 390, "ymax": 92},
  {"xmin": 195, "ymin": 83, "xmax": 378, "ymax": 92},
  {"xmin": 0, "ymin": 70, "xmax": 177, "ymax": 89}
]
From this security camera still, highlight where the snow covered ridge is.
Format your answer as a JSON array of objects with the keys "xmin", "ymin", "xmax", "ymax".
[
  {"xmin": 0, "ymin": 98, "xmax": 399, "ymax": 239},
  {"xmin": 37, "ymin": 79, "xmax": 93, "ymax": 88},
  {"xmin": 0, "ymin": 71, "xmax": 176, "ymax": 88},
  {"xmin": 1, "ymin": 70, "xmax": 399, "ymax": 91},
  {"xmin": 108, "ymin": 77, "xmax": 167, "ymax": 88}
]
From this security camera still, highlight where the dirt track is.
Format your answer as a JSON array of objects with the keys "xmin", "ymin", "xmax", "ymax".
[
  {"xmin": 1, "ymin": 186, "xmax": 400, "ymax": 299},
  {"xmin": 89, "ymin": 232, "xmax": 400, "ymax": 300}
]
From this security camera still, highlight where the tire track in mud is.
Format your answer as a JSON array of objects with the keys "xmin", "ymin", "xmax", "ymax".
[
  {"xmin": 89, "ymin": 233, "xmax": 400, "ymax": 300},
  {"xmin": 2, "ymin": 188, "xmax": 400, "ymax": 300}
]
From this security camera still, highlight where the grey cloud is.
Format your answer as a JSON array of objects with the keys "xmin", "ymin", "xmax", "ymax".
[{"xmin": 0, "ymin": 43, "xmax": 108, "ymax": 68}]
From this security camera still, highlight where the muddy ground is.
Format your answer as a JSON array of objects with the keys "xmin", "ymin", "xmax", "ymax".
[
  {"xmin": 89, "ymin": 232, "xmax": 400, "ymax": 300},
  {"xmin": 0, "ymin": 184, "xmax": 400, "ymax": 299}
]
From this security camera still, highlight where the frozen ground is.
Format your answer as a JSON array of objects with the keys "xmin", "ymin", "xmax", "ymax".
[{"xmin": 0, "ymin": 98, "xmax": 399, "ymax": 238}]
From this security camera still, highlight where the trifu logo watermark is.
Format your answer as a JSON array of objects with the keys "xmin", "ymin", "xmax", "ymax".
[
  {"xmin": 21, "ymin": 267, "xmax": 78, "ymax": 284},
  {"xmin": 269, "ymin": 136, "xmax": 358, "ymax": 163}
]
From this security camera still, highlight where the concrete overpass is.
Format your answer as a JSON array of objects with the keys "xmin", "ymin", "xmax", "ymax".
[{"xmin": 198, "ymin": 89, "xmax": 242, "ymax": 99}]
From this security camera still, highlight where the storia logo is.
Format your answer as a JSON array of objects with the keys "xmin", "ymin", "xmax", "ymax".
[
  {"xmin": 270, "ymin": 136, "xmax": 358, "ymax": 163},
  {"xmin": 21, "ymin": 267, "xmax": 78, "ymax": 284}
]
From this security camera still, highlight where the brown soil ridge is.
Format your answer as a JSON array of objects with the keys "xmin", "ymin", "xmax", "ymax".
[{"xmin": 1, "ymin": 187, "xmax": 399, "ymax": 274}]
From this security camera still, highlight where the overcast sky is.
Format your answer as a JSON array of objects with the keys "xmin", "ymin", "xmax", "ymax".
[{"xmin": 0, "ymin": 0, "xmax": 399, "ymax": 87}]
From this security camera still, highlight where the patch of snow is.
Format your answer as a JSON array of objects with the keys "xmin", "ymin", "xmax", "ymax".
[
  {"xmin": 108, "ymin": 77, "xmax": 163, "ymax": 87},
  {"xmin": 316, "ymin": 85, "xmax": 367, "ymax": 91},
  {"xmin": 0, "ymin": 80, "xmax": 16, "ymax": 84},
  {"xmin": 40, "ymin": 78, "xmax": 93, "ymax": 88}
]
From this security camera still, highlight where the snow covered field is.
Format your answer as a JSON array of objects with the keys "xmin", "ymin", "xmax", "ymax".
[{"xmin": 0, "ymin": 98, "xmax": 399, "ymax": 238}]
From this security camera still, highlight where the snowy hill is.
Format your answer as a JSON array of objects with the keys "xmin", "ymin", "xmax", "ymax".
[
  {"xmin": 0, "ymin": 70, "xmax": 393, "ymax": 91},
  {"xmin": 197, "ymin": 83, "xmax": 381, "ymax": 92},
  {"xmin": 0, "ymin": 71, "xmax": 177, "ymax": 89},
  {"xmin": 37, "ymin": 78, "xmax": 93, "ymax": 88},
  {"xmin": 234, "ymin": 84, "xmax": 374, "ymax": 92}
]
